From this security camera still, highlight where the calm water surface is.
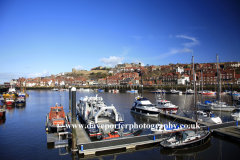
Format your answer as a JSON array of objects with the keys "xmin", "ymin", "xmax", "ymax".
[{"xmin": 0, "ymin": 90, "xmax": 239, "ymax": 160}]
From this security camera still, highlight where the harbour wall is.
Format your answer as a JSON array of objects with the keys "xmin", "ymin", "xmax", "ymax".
[{"xmin": 15, "ymin": 84, "xmax": 240, "ymax": 92}]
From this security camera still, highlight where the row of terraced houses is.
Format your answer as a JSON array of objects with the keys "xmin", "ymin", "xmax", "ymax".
[{"xmin": 11, "ymin": 62, "xmax": 240, "ymax": 87}]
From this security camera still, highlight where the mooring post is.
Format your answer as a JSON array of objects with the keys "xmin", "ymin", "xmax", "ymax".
[
  {"xmin": 69, "ymin": 86, "xmax": 72, "ymax": 112},
  {"xmin": 71, "ymin": 87, "xmax": 77, "ymax": 154},
  {"xmin": 71, "ymin": 87, "xmax": 76, "ymax": 124}
]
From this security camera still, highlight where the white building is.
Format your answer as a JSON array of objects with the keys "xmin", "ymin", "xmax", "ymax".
[
  {"xmin": 176, "ymin": 67, "xmax": 184, "ymax": 74},
  {"xmin": 177, "ymin": 75, "xmax": 190, "ymax": 85}
]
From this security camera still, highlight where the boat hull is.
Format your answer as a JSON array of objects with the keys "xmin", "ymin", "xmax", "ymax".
[
  {"xmin": 202, "ymin": 93, "xmax": 215, "ymax": 95},
  {"xmin": 130, "ymin": 108, "xmax": 160, "ymax": 117},
  {"xmin": 161, "ymin": 131, "xmax": 211, "ymax": 149},
  {"xmin": 0, "ymin": 110, "xmax": 6, "ymax": 118},
  {"xmin": 198, "ymin": 105, "xmax": 236, "ymax": 112},
  {"xmin": 6, "ymin": 101, "xmax": 14, "ymax": 106},
  {"xmin": 159, "ymin": 108, "xmax": 178, "ymax": 114}
]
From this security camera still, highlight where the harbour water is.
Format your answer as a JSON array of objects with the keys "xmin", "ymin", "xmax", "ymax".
[{"xmin": 0, "ymin": 90, "xmax": 240, "ymax": 160}]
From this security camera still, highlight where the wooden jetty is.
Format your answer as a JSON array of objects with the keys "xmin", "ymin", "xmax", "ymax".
[
  {"xmin": 75, "ymin": 119, "xmax": 91, "ymax": 144},
  {"xmin": 77, "ymin": 133, "xmax": 169, "ymax": 155},
  {"xmin": 212, "ymin": 126, "xmax": 240, "ymax": 142}
]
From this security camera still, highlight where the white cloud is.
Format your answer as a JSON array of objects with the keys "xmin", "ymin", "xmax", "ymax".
[
  {"xmin": 132, "ymin": 36, "xmax": 142, "ymax": 41},
  {"xmin": 75, "ymin": 65, "xmax": 83, "ymax": 70},
  {"xmin": 155, "ymin": 48, "xmax": 192, "ymax": 60},
  {"xmin": 28, "ymin": 70, "xmax": 50, "ymax": 78},
  {"xmin": 176, "ymin": 35, "xmax": 200, "ymax": 47},
  {"xmin": 99, "ymin": 56, "xmax": 124, "ymax": 67}
]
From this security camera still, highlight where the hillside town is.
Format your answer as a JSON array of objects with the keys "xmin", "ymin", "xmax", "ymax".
[{"xmin": 3, "ymin": 61, "xmax": 240, "ymax": 88}]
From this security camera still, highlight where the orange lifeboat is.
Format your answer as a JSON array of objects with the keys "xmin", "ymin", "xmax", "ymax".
[{"xmin": 46, "ymin": 103, "xmax": 68, "ymax": 132}]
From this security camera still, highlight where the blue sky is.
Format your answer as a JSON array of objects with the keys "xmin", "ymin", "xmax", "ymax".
[{"xmin": 0, "ymin": 0, "xmax": 240, "ymax": 84}]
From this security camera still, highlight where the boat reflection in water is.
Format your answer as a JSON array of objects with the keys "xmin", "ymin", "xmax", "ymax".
[{"xmin": 160, "ymin": 137, "xmax": 212, "ymax": 158}]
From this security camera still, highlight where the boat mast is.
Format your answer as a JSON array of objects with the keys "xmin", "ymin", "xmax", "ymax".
[
  {"xmin": 217, "ymin": 55, "xmax": 220, "ymax": 105},
  {"xmin": 217, "ymin": 54, "xmax": 222, "ymax": 118},
  {"xmin": 193, "ymin": 56, "xmax": 198, "ymax": 124},
  {"xmin": 201, "ymin": 70, "xmax": 203, "ymax": 103},
  {"xmin": 193, "ymin": 56, "xmax": 195, "ymax": 107}
]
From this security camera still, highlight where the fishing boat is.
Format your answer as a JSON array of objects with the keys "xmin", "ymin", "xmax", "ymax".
[
  {"xmin": 130, "ymin": 96, "xmax": 161, "ymax": 117},
  {"xmin": 18, "ymin": 92, "xmax": 26, "ymax": 99},
  {"xmin": 3, "ymin": 85, "xmax": 18, "ymax": 99},
  {"xmin": 231, "ymin": 108, "xmax": 240, "ymax": 121},
  {"xmin": 5, "ymin": 97, "xmax": 15, "ymax": 106},
  {"xmin": 45, "ymin": 103, "xmax": 69, "ymax": 132},
  {"xmin": 77, "ymin": 95, "xmax": 124, "ymax": 138},
  {"xmin": 16, "ymin": 97, "xmax": 26, "ymax": 107},
  {"xmin": 52, "ymin": 88, "xmax": 59, "ymax": 91},
  {"xmin": 160, "ymin": 130, "xmax": 211, "ymax": 149},
  {"xmin": 155, "ymin": 97, "xmax": 179, "ymax": 114}
]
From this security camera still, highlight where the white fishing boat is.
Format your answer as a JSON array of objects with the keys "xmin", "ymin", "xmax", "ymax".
[
  {"xmin": 77, "ymin": 94, "xmax": 124, "ymax": 138},
  {"xmin": 130, "ymin": 96, "xmax": 161, "ymax": 117}
]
